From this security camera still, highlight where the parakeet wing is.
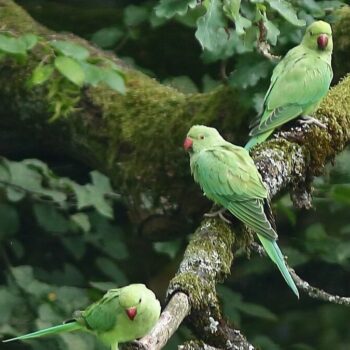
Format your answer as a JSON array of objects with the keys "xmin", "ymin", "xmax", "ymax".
[
  {"xmin": 226, "ymin": 199, "xmax": 277, "ymax": 240},
  {"xmin": 193, "ymin": 145, "xmax": 268, "ymax": 201},
  {"xmin": 251, "ymin": 54, "xmax": 332, "ymax": 136},
  {"xmin": 81, "ymin": 289, "xmax": 120, "ymax": 332}
]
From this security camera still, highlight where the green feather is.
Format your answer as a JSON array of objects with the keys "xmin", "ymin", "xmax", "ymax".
[
  {"xmin": 257, "ymin": 234, "xmax": 299, "ymax": 298},
  {"xmin": 3, "ymin": 322, "xmax": 82, "ymax": 342},
  {"xmin": 245, "ymin": 131, "xmax": 273, "ymax": 150}
]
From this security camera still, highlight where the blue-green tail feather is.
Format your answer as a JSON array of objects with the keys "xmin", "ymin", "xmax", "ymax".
[
  {"xmin": 245, "ymin": 131, "xmax": 273, "ymax": 150},
  {"xmin": 257, "ymin": 234, "xmax": 299, "ymax": 298},
  {"xmin": 3, "ymin": 321, "xmax": 82, "ymax": 343}
]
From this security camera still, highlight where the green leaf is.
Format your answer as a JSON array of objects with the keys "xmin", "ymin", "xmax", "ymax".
[
  {"xmin": 195, "ymin": 0, "xmax": 228, "ymax": 52},
  {"xmin": 54, "ymin": 56, "xmax": 85, "ymax": 87},
  {"xmin": 223, "ymin": 0, "xmax": 251, "ymax": 35},
  {"xmin": 229, "ymin": 54, "xmax": 272, "ymax": 88},
  {"xmin": 19, "ymin": 33, "xmax": 39, "ymax": 50},
  {"xmin": 102, "ymin": 68, "xmax": 126, "ymax": 94},
  {"xmin": 55, "ymin": 286, "xmax": 88, "ymax": 312},
  {"xmin": 30, "ymin": 64, "xmax": 54, "ymax": 86},
  {"xmin": 51, "ymin": 40, "xmax": 90, "ymax": 60},
  {"xmin": 34, "ymin": 203, "xmax": 70, "ymax": 234},
  {"xmin": 0, "ymin": 203, "xmax": 19, "ymax": 239},
  {"xmin": 79, "ymin": 62, "xmax": 104, "ymax": 86},
  {"xmin": 253, "ymin": 336, "xmax": 281, "ymax": 350},
  {"xmin": 237, "ymin": 302, "xmax": 277, "ymax": 321},
  {"xmin": 11, "ymin": 265, "xmax": 51, "ymax": 296},
  {"xmin": 0, "ymin": 158, "xmax": 66, "ymax": 203},
  {"xmin": 155, "ymin": 0, "xmax": 197, "ymax": 18},
  {"xmin": 331, "ymin": 184, "xmax": 350, "ymax": 204},
  {"xmin": 0, "ymin": 34, "xmax": 26, "ymax": 55},
  {"xmin": 163, "ymin": 76, "xmax": 198, "ymax": 94},
  {"xmin": 124, "ymin": 5, "xmax": 149, "ymax": 26},
  {"xmin": 266, "ymin": 0, "xmax": 306, "ymax": 27},
  {"xmin": 91, "ymin": 27, "xmax": 123, "ymax": 49},
  {"xmin": 153, "ymin": 239, "xmax": 182, "ymax": 259},
  {"xmin": 0, "ymin": 289, "xmax": 20, "ymax": 324},
  {"xmin": 6, "ymin": 186, "xmax": 26, "ymax": 202},
  {"xmin": 61, "ymin": 171, "xmax": 115, "ymax": 219},
  {"xmin": 70, "ymin": 213, "xmax": 91, "ymax": 233},
  {"xmin": 96, "ymin": 257, "xmax": 128, "ymax": 284},
  {"xmin": 305, "ymin": 223, "xmax": 328, "ymax": 240},
  {"xmin": 262, "ymin": 13, "xmax": 280, "ymax": 45}
]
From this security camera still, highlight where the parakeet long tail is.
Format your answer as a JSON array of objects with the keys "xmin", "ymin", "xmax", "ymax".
[
  {"xmin": 3, "ymin": 322, "xmax": 82, "ymax": 343},
  {"xmin": 245, "ymin": 131, "xmax": 273, "ymax": 150},
  {"xmin": 257, "ymin": 233, "xmax": 299, "ymax": 298}
]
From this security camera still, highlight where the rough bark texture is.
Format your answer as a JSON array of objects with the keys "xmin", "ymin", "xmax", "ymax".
[{"xmin": 1, "ymin": 1, "xmax": 350, "ymax": 349}]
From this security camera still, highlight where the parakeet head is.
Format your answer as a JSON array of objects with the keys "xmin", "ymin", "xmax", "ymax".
[
  {"xmin": 302, "ymin": 20, "xmax": 333, "ymax": 52},
  {"xmin": 184, "ymin": 125, "xmax": 225, "ymax": 153},
  {"xmin": 119, "ymin": 284, "xmax": 158, "ymax": 321}
]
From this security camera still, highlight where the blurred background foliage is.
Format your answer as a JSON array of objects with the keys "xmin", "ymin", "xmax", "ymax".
[{"xmin": 1, "ymin": 0, "xmax": 350, "ymax": 349}]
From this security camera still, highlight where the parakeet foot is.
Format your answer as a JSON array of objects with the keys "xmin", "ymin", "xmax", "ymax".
[
  {"xmin": 299, "ymin": 115, "xmax": 326, "ymax": 129},
  {"xmin": 204, "ymin": 208, "xmax": 231, "ymax": 224}
]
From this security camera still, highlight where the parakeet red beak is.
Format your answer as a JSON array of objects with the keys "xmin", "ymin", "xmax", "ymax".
[
  {"xmin": 183, "ymin": 137, "xmax": 193, "ymax": 151},
  {"xmin": 317, "ymin": 34, "xmax": 328, "ymax": 50},
  {"xmin": 126, "ymin": 307, "xmax": 137, "ymax": 320}
]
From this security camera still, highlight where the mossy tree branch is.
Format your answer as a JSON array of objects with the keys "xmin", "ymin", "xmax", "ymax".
[
  {"xmin": 0, "ymin": 0, "xmax": 251, "ymax": 240},
  {"xmin": 1, "ymin": 1, "xmax": 350, "ymax": 350}
]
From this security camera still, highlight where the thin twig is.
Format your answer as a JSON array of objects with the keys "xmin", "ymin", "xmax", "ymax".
[
  {"xmin": 250, "ymin": 242, "xmax": 350, "ymax": 305},
  {"xmin": 256, "ymin": 19, "xmax": 280, "ymax": 61},
  {"xmin": 289, "ymin": 267, "xmax": 350, "ymax": 305}
]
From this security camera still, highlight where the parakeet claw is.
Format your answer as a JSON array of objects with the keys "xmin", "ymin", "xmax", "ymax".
[
  {"xmin": 204, "ymin": 208, "xmax": 231, "ymax": 224},
  {"xmin": 299, "ymin": 115, "xmax": 326, "ymax": 129}
]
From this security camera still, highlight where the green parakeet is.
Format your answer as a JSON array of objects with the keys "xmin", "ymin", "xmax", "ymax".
[
  {"xmin": 184, "ymin": 125, "xmax": 299, "ymax": 297},
  {"xmin": 245, "ymin": 20, "xmax": 333, "ymax": 150},
  {"xmin": 3, "ymin": 284, "xmax": 161, "ymax": 350}
]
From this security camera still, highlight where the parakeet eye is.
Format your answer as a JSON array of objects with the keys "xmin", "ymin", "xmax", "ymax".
[
  {"xmin": 138, "ymin": 298, "xmax": 142, "ymax": 303},
  {"xmin": 199, "ymin": 135, "xmax": 205, "ymax": 140}
]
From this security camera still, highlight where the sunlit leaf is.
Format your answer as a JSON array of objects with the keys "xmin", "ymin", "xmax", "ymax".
[
  {"xmin": 54, "ymin": 56, "xmax": 85, "ymax": 86},
  {"xmin": 51, "ymin": 40, "xmax": 90, "ymax": 60},
  {"xmin": 30, "ymin": 64, "xmax": 54, "ymax": 86},
  {"xmin": 19, "ymin": 33, "xmax": 39, "ymax": 50},
  {"xmin": 79, "ymin": 62, "xmax": 104, "ymax": 86},
  {"xmin": 102, "ymin": 68, "xmax": 126, "ymax": 94},
  {"xmin": 0, "ymin": 34, "xmax": 26, "ymax": 55}
]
